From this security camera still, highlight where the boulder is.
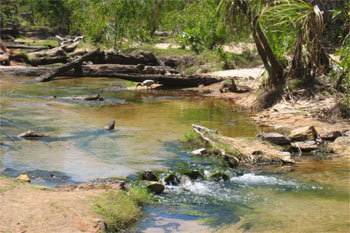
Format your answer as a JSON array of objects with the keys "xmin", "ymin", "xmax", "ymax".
[
  {"xmin": 292, "ymin": 141, "xmax": 318, "ymax": 152},
  {"xmin": 142, "ymin": 171, "xmax": 158, "ymax": 181},
  {"xmin": 16, "ymin": 174, "xmax": 31, "ymax": 182},
  {"xmin": 209, "ymin": 171, "xmax": 230, "ymax": 181},
  {"xmin": 257, "ymin": 132, "xmax": 291, "ymax": 145},
  {"xmin": 288, "ymin": 126, "xmax": 317, "ymax": 141},
  {"xmin": 178, "ymin": 169, "xmax": 203, "ymax": 180},
  {"xmin": 342, "ymin": 130, "xmax": 350, "ymax": 137},
  {"xmin": 17, "ymin": 130, "xmax": 46, "ymax": 138},
  {"xmin": 319, "ymin": 130, "xmax": 341, "ymax": 141},
  {"xmin": 328, "ymin": 136, "xmax": 350, "ymax": 156},
  {"xmin": 191, "ymin": 148, "xmax": 206, "ymax": 156},
  {"xmin": 147, "ymin": 182, "xmax": 164, "ymax": 194}
]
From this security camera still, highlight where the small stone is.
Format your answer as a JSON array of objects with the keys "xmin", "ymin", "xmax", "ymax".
[
  {"xmin": 191, "ymin": 148, "xmax": 206, "ymax": 156},
  {"xmin": 17, "ymin": 130, "xmax": 46, "ymax": 138},
  {"xmin": 147, "ymin": 182, "xmax": 164, "ymax": 194},
  {"xmin": 288, "ymin": 126, "xmax": 318, "ymax": 141},
  {"xmin": 292, "ymin": 141, "xmax": 318, "ymax": 152},
  {"xmin": 16, "ymin": 174, "xmax": 31, "ymax": 182},
  {"xmin": 319, "ymin": 130, "xmax": 341, "ymax": 141},
  {"xmin": 257, "ymin": 132, "xmax": 291, "ymax": 145},
  {"xmin": 104, "ymin": 120, "xmax": 115, "ymax": 130}
]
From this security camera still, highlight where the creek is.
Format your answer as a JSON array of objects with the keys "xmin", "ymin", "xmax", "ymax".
[{"xmin": 0, "ymin": 77, "xmax": 349, "ymax": 233}]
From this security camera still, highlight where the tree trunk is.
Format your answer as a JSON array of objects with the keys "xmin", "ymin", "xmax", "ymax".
[{"xmin": 35, "ymin": 49, "xmax": 99, "ymax": 82}]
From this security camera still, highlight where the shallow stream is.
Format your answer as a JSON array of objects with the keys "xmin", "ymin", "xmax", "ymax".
[{"xmin": 0, "ymin": 77, "xmax": 349, "ymax": 232}]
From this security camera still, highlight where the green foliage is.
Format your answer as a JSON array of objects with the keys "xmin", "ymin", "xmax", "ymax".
[
  {"xmin": 180, "ymin": 130, "xmax": 205, "ymax": 149},
  {"xmin": 168, "ymin": 0, "xmax": 229, "ymax": 53},
  {"xmin": 93, "ymin": 186, "xmax": 150, "ymax": 232}
]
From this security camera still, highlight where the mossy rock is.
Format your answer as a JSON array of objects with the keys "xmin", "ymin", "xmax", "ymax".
[
  {"xmin": 147, "ymin": 182, "xmax": 165, "ymax": 194},
  {"xmin": 177, "ymin": 168, "xmax": 203, "ymax": 180},
  {"xmin": 164, "ymin": 173, "xmax": 181, "ymax": 185},
  {"xmin": 209, "ymin": 171, "xmax": 230, "ymax": 181}
]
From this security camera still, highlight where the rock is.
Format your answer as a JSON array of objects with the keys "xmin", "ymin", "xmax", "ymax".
[
  {"xmin": 292, "ymin": 141, "xmax": 318, "ymax": 152},
  {"xmin": 179, "ymin": 169, "xmax": 203, "ymax": 180},
  {"xmin": 278, "ymin": 151, "xmax": 291, "ymax": 157},
  {"xmin": 142, "ymin": 171, "xmax": 158, "ymax": 181},
  {"xmin": 104, "ymin": 120, "xmax": 115, "ymax": 130},
  {"xmin": 164, "ymin": 173, "xmax": 180, "ymax": 185},
  {"xmin": 328, "ymin": 136, "xmax": 350, "ymax": 156},
  {"xmin": 342, "ymin": 130, "xmax": 350, "ymax": 137},
  {"xmin": 257, "ymin": 132, "xmax": 291, "ymax": 145},
  {"xmin": 147, "ymin": 182, "xmax": 164, "ymax": 194},
  {"xmin": 219, "ymin": 79, "xmax": 238, "ymax": 93},
  {"xmin": 288, "ymin": 126, "xmax": 317, "ymax": 141},
  {"xmin": 319, "ymin": 130, "xmax": 341, "ymax": 141},
  {"xmin": 16, "ymin": 174, "xmax": 31, "ymax": 182},
  {"xmin": 191, "ymin": 148, "xmax": 206, "ymax": 156},
  {"xmin": 17, "ymin": 130, "xmax": 46, "ymax": 138},
  {"xmin": 209, "ymin": 171, "xmax": 230, "ymax": 181}
]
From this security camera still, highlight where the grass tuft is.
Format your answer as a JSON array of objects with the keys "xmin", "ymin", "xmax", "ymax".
[{"xmin": 93, "ymin": 186, "xmax": 150, "ymax": 232}]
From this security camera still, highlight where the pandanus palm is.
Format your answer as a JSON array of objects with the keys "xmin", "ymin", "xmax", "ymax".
[{"xmin": 220, "ymin": 0, "xmax": 328, "ymax": 86}]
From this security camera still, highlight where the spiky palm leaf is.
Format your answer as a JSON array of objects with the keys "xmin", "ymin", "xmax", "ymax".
[{"xmin": 260, "ymin": 0, "xmax": 327, "ymax": 80}]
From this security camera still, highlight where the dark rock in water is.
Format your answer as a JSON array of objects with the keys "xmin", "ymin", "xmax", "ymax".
[
  {"xmin": 209, "ymin": 171, "xmax": 230, "ymax": 181},
  {"xmin": 292, "ymin": 141, "xmax": 318, "ymax": 152},
  {"xmin": 142, "ymin": 171, "xmax": 158, "ymax": 181},
  {"xmin": 104, "ymin": 120, "xmax": 116, "ymax": 130},
  {"xmin": 288, "ymin": 126, "xmax": 317, "ymax": 141},
  {"xmin": 319, "ymin": 130, "xmax": 341, "ymax": 141},
  {"xmin": 257, "ymin": 132, "xmax": 291, "ymax": 145},
  {"xmin": 164, "ymin": 173, "xmax": 180, "ymax": 185},
  {"xmin": 178, "ymin": 169, "xmax": 203, "ymax": 180},
  {"xmin": 146, "ymin": 181, "xmax": 164, "ymax": 194},
  {"xmin": 17, "ymin": 130, "xmax": 46, "ymax": 139}
]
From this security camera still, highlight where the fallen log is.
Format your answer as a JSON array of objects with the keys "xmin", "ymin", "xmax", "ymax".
[
  {"xmin": 35, "ymin": 49, "xmax": 99, "ymax": 82},
  {"xmin": 192, "ymin": 124, "xmax": 295, "ymax": 166},
  {"xmin": 0, "ymin": 64, "xmax": 223, "ymax": 87},
  {"xmin": 29, "ymin": 56, "xmax": 67, "ymax": 66},
  {"xmin": 5, "ymin": 44, "xmax": 48, "ymax": 50}
]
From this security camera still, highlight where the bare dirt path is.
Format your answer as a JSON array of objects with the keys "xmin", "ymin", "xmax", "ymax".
[{"xmin": 0, "ymin": 177, "xmax": 106, "ymax": 233}]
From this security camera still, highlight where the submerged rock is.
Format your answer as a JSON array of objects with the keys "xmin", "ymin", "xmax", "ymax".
[
  {"xmin": 292, "ymin": 141, "xmax": 318, "ymax": 152},
  {"xmin": 319, "ymin": 130, "xmax": 341, "ymax": 141},
  {"xmin": 178, "ymin": 169, "xmax": 203, "ymax": 180},
  {"xmin": 257, "ymin": 132, "xmax": 291, "ymax": 145},
  {"xmin": 142, "ymin": 171, "xmax": 158, "ymax": 181},
  {"xmin": 16, "ymin": 174, "xmax": 31, "ymax": 182},
  {"xmin": 104, "ymin": 120, "xmax": 115, "ymax": 130},
  {"xmin": 164, "ymin": 173, "xmax": 180, "ymax": 185},
  {"xmin": 288, "ymin": 126, "xmax": 318, "ymax": 141},
  {"xmin": 17, "ymin": 130, "xmax": 46, "ymax": 138},
  {"xmin": 147, "ymin": 181, "xmax": 164, "ymax": 194},
  {"xmin": 209, "ymin": 171, "xmax": 230, "ymax": 181}
]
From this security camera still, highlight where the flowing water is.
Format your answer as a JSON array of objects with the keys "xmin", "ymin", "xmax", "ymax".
[{"xmin": 0, "ymin": 76, "xmax": 349, "ymax": 233}]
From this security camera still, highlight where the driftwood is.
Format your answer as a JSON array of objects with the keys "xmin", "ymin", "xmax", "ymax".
[
  {"xmin": 5, "ymin": 44, "xmax": 48, "ymax": 50},
  {"xmin": 0, "ymin": 64, "xmax": 223, "ymax": 87},
  {"xmin": 192, "ymin": 124, "xmax": 295, "ymax": 166},
  {"xmin": 56, "ymin": 35, "xmax": 84, "ymax": 45},
  {"xmin": 35, "ymin": 49, "xmax": 100, "ymax": 82}
]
